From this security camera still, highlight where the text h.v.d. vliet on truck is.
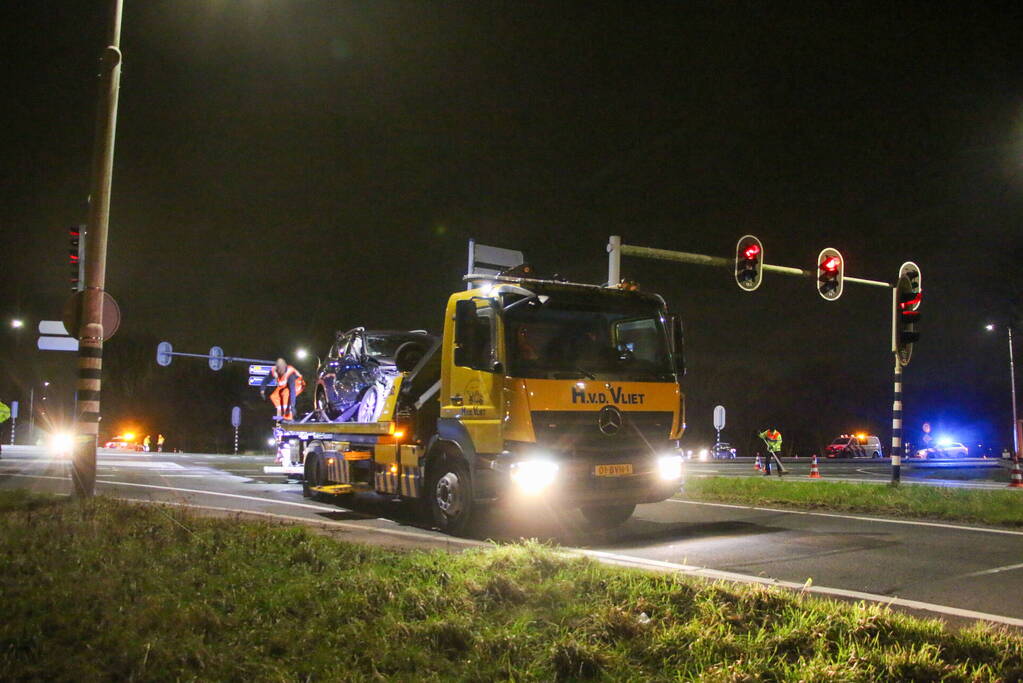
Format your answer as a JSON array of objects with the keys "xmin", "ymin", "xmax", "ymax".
[{"xmin": 268, "ymin": 264, "xmax": 687, "ymax": 534}]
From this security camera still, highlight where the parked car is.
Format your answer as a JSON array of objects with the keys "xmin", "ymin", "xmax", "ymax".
[
  {"xmin": 824, "ymin": 434, "xmax": 883, "ymax": 458},
  {"xmin": 914, "ymin": 442, "xmax": 969, "ymax": 459},
  {"xmin": 711, "ymin": 442, "xmax": 737, "ymax": 459},
  {"xmin": 314, "ymin": 328, "xmax": 437, "ymax": 422},
  {"xmin": 103, "ymin": 435, "xmax": 143, "ymax": 451}
]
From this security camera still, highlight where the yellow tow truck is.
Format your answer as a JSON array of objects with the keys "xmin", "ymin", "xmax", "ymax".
[{"xmin": 280, "ymin": 274, "xmax": 686, "ymax": 533}]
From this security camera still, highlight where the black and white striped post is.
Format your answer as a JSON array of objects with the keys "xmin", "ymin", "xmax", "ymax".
[{"xmin": 891, "ymin": 344, "xmax": 903, "ymax": 485}]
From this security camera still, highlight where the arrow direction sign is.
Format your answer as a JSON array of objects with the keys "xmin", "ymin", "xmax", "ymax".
[
  {"xmin": 248, "ymin": 365, "xmax": 273, "ymax": 376},
  {"xmin": 38, "ymin": 336, "xmax": 79, "ymax": 352},
  {"xmin": 248, "ymin": 376, "xmax": 267, "ymax": 387},
  {"xmin": 38, "ymin": 320, "xmax": 69, "ymax": 336}
]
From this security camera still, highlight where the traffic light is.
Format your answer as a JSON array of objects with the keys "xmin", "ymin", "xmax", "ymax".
[
  {"xmin": 734, "ymin": 235, "xmax": 763, "ymax": 292},
  {"xmin": 69, "ymin": 225, "xmax": 85, "ymax": 291},
  {"xmin": 895, "ymin": 261, "xmax": 922, "ymax": 365},
  {"xmin": 816, "ymin": 247, "xmax": 844, "ymax": 301}
]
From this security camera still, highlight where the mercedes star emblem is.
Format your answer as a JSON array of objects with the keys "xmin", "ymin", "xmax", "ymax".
[{"xmin": 597, "ymin": 405, "xmax": 624, "ymax": 435}]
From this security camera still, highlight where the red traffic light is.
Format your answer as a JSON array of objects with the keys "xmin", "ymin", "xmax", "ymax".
[
  {"xmin": 743, "ymin": 243, "xmax": 761, "ymax": 260},
  {"xmin": 820, "ymin": 255, "xmax": 841, "ymax": 272}
]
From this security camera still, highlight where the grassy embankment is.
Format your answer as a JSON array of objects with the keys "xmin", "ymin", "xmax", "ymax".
[
  {"xmin": 683, "ymin": 476, "xmax": 1023, "ymax": 527},
  {"xmin": 2, "ymin": 489, "xmax": 1021, "ymax": 681}
]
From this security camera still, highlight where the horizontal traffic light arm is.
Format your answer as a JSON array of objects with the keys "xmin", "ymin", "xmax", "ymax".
[{"xmin": 620, "ymin": 243, "xmax": 891, "ymax": 288}]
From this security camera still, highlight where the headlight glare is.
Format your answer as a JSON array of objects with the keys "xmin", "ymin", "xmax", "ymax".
[
  {"xmin": 657, "ymin": 454, "xmax": 684, "ymax": 480},
  {"xmin": 510, "ymin": 458, "xmax": 559, "ymax": 494}
]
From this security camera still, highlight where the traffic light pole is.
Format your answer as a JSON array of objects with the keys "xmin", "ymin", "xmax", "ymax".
[
  {"xmin": 609, "ymin": 236, "xmax": 911, "ymax": 484},
  {"xmin": 890, "ymin": 287, "xmax": 903, "ymax": 485},
  {"xmin": 1009, "ymin": 327, "xmax": 1019, "ymax": 459},
  {"xmin": 608, "ymin": 240, "xmax": 890, "ymax": 288},
  {"xmin": 73, "ymin": 0, "xmax": 124, "ymax": 498}
]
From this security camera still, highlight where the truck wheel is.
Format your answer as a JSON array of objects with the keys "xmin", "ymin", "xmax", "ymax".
[
  {"xmin": 302, "ymin": 451, "xmax": 325, "ymax": 498},
  {"xmin": 579, "ymin": 503, "xmax": 636, "ymax": 529},
  {"xmin": 426, "ymin": 457, "xmax": 474, "ymax": 535}
]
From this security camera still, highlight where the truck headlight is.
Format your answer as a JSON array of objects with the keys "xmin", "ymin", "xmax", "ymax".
[
  {"xmin": 657, "ymin": 454, "xmax": 684, "ymax": 481},
  {"xmin": 510, "ymin": 458, "xmax": 559, "ymax": 494}
]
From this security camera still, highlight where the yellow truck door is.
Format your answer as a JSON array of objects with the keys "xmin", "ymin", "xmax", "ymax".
[{"xmin": 442, "ymin": 295, "xmax": 504, "ymax": 454}]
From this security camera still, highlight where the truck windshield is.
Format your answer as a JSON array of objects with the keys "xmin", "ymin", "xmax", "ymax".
[{"xmin": 502, "ymin": 296, "xmax": 674, "ymax": 381}]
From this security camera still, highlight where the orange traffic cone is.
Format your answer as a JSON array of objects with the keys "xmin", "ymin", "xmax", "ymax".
[
  {"xmin": 1009, "ymin": 457, "xmax": 1023, "ymax": 489},
  {"xmin": 754, "ymin": 455, "xmax": 763, "ymax": 472},
  {"xmin": 808, "ymin": 454, "xmax": 822, "ymax": 479}
]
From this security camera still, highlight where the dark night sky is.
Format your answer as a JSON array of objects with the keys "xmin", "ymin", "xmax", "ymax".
[{"xmin": 2, "ymin": 2, "xmax": 1021, "ymax": 451}]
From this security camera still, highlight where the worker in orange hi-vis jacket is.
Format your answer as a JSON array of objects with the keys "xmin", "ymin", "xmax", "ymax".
[{"xmin": 261, "ymin": 357, "xmax": 306, "ymax": 421}]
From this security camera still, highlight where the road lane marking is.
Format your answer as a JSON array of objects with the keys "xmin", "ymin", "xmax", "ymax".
[
  {"xmin": 7, "ymin": 474, "xmax": 346, "ymax": 513},
  {"xmin": 576, "ymin": 548, "xmax": 1023, "ymax": 628},
  {"xmin": 669, "ymin": 498, "xmax": 1023, "ymax": 536},
  {"xmin": 119, "ymin": 498, "xmax": 482, "ymax": 547},
  {"xmin": 959, "ymin": 562, "xmax": 1023, "ymax": 579}
]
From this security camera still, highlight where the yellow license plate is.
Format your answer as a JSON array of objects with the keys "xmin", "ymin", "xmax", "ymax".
[{"xmin": 595, "ymin": 463, "xmax": 633, "ymax": 477}]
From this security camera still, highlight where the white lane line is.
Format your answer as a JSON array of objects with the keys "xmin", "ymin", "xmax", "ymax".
[
  {"xmin": 959, "ymin": 562, "xmax": 1023, "ymax": 579},
  {"xmin": 670, "ymin": 498, "xmax": 1023, "ymax": 537},
  {"xmin": 575, "ymin": 548, "xmax": 1023, "ymax": 628},
  {"xmin": 7, "ymin": 473, "xmax": 345, "ymax": 513},
  {"xmin": 119, "ymin": 498, "xmax": 480, "ymax": 547}
]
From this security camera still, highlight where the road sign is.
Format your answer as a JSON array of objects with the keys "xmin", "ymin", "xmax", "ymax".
[
  {"xmin": 248, "ymin": 376, "xmax": 267, "ymax": 387},
  {"xmin": 209, "ymin": 346, "xmax": 225, "ymax": 371},
  {"xmin": 231, "ymin": 406, "xmax": 242, "ymax": 429},
  {"xmin": 38, "ymin": 320, "xmax": 69, "ymax": 336},
  {"xmin": 11, "ymin": 401, "xmax": 18, "ymax": 418},
  {"xmin": 38, "ymin": 336, "xmax": 79, "ymax": 352},
  {"xmin": 713, "ymin": 405, "xmax": 726, "ymax": 431},
  {"xmin": 468, "ymin": 239, "xmax": 524, "ymax": 279},
  {"xmin": 62, "ymin": 290, "xmax": 121, "ymax": 340},
  {"xmin": 156, "ymin": 341, "xmax": 173, "ymax": 367},
  {"xmin": 248, "ymin": 364, "xmax": 273, "ymax": 376},
  {"xmin": 0, "ymin": 402, "xmax": 9, "ymax": 424}
]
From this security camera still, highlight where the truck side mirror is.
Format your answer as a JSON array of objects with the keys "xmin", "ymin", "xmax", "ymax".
[
  {"xmin": 671, "ymin": 316, "xmax": 686, "ymax": 376},
  {"xmin": 453, "ymin": 300, "xmax": 478, "ymax": 368}
]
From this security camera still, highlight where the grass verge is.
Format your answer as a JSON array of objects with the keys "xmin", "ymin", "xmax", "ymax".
[
  {"xmin": 2, "ymin": 490, "xmax": 1022, "ymax": 681},
  {"xmin": 683, "ymin": 476, "xmax": 1023, "ymax": 527}
]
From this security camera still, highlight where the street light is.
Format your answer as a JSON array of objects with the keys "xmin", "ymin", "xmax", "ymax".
[
  {"xmin": 295, "ymin": 348, "xmax": 309, "ymax": 361},
  {"xmin": 985, "ymin": 323, "xmax": 1019, "ymax": 458},
  {"xmin": 10, "ymin": 319, "xmax": 24, "ymax": 329}
]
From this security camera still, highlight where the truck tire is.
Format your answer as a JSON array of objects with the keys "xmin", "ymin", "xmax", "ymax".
[
  {"xmin": 426, "ymin": 456, "xmax": 474, "ymax": 535},
  {"xmin": 302, "ymin": 451, "xmax": 325, "ymax": 498},
  {"xmin": 579, "ymin": 503, "xmax": 636, "ymax": 529}
]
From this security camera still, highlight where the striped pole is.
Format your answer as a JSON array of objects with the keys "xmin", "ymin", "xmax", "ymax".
[
  {"xmin": 891, "ymin": 353, "xmax": 903, "ymax": 485},
  {"xmin": 72, "ymin": 0, "xmax": 124, "ymax": 498}
]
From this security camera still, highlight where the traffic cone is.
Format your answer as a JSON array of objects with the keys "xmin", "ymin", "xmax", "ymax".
[
  {"xmin": 808, "ymin": 454, "xmax": 822, "ymax": 479},
  {"xmin": 1009, "ymin": 457, "xmax": 1023, "ymax": 489},
  {"xmin": 754, "ymin": 455, "xmax": 763, "ymax": 472}
]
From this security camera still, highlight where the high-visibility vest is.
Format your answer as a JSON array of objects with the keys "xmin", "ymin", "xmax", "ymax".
[{"xmin": 272, "ymin": 366, "xmax": 306, "ymax": 392}]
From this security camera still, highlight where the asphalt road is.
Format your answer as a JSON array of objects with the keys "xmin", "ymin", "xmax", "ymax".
[{"xmin": 3, "ymin": 445, "xmax": 1022, "ymax": 628}]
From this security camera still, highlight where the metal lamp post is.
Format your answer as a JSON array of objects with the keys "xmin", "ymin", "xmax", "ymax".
[
  {"xmin": 986, "ymin": 324, "xmax": 1019, "ymax": 457},
  {"xmin": 73, "ymin": 0, "xmax": 124, "ymax": 497}
]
